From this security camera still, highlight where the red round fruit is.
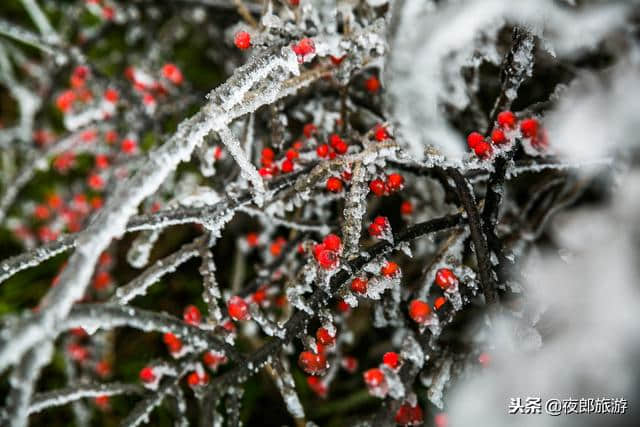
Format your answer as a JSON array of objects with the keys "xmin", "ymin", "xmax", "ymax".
[
  {"xmin": 234, "ymin": 31, "xmax": 251, "ymax": 50},
  {"xmin": 281, "ymin": 159, "xmax": 294, "ymax": 173},
  {"xmin": 227, "ymin": 296, "xmax": 250, "ymax": 321},
  {"xmin": 473, "ymin": 140, "xmax": 493, "ymax": 158},
  {"xmin": 520, "ymin": 118, "xmax": 539, "ymax": 138},
  {"xmin": 380, "ymin": 261, "xmax": 399, "ymax": 277},
  {"xmin": 139, "ymin": 366, "xmax": 156, "ymax": 383},
  {"xmin": 491, "ymin": 128, "xmax": 506, "ymax": 144},
  {"xmin": 386, "ymin": 174, "xmax": 404, "ymax": 192},
  {"xmin": 467, "ymin": 132, "xmax": 484, "ymax": 149},
  {"xmin": 317, "ymin": 249, "xmax": 338, "ymax": 270},
  {"xmin": 316, "ymin": 143, "xmax": 329, "ymax": 157},
  {"xmin": 434, "ymin": 296, "xmax": 447, "ymax": 311},
  {"xmin": 435, "ymin": 268, "xmax": 457, "ymax": 290},
  {"xmin": 298, "ymin": 351, "xmax": 328, "ymax": 375},
  {"xmin": 365, "ymin": 76, "xmax": 380, "ymax": 93},
  {"xmin": 382, "ymin": 352, "xmax": 400, "ymax": 369},
  {"xmin": 323, "ymin": 234, "xmax": 342, "ymax": 251},
  {"xmin": 395, "ymin": 404, "xmax": 424, "ymax": 426},
  {"xmin": 409, "ymin": 300, "xmax": 431, "ymax": 324},
  {"xmin": 350, "ymin": 277, "xmax": 368, "ymax": 294},
  {"xmin": 497, "ymin": 110, "xmax": 516, "ymax": 128},
  {"xmin": 363, "ymin": 368, "xmax": 385, "ymax": 387},
  {"xmin": 183, "ymin": 305, "xmax": 201, "ymax": 325},
  {"xmin": 326, "ymin": 177, "xmax": 343, "ymax": 192},
  {"xmin": 369, "ymin": 179, "xmax": 386, "ymax": 196},
  {"xmin": 316, "ymin": 327, "xmax": 335, "ymax": 345},
  {"xmin": 400, "ymin": 200, "xmax": 413, "ymax": 215},
  {"xmin": 374, "ymin": 124, "xmax": 389, "ymax": 141}
]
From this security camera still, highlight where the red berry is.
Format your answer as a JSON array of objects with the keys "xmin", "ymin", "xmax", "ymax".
[
  {"xmin": 162, "ymin": 63, "xmax": 183, "ymax": 85},
  {"xmin": 369, "ymin": 179, "xmax": 386, "ymax": 196},
  {"xmin": 497, "ymin": 111, "xmax": 516, "ymax": 128},
  {"xmin": 67, "ymin": 343, "xmax": 88, "ymax": 361},
  {"xmin": 316, "ymin": 327, "xmax": 335, "ymax": 345},
  {"xmin": 341, "ymin": 356, "xmax": 358, "ymax": 373},
  {"xmin": 491, "ymin": 128, "xmax": 506, "ymax": 144},
  {"xmin": 316, "ymin": 143, "xmax": 329, "ymax": 157},
  {"xmin": 307, "ymin": 376, "xmax": 328, "ymax": 397},
  {"xmin": 34, "ymin": 204, "xmax": 50, "ymax": 220},
  {"xmin": 56, "ymin": 90, "xmax": 75, "ymax": 113},
  {"xmin": 380, "ymin": 261, "xmax": 399, "ymax": 277},
  {"xmin": 298, "ymin": 351, "xmax": 328, "ymax": 375},
  {"xmin": 382, "ymin": 352, "xmax": 400, "ymax": 369},
  {"xmin": 246, "ymin": 232, "xmax": 259, "ymax": 247},
  {"xmin": 228, "ymin": 296, "xmax": 250, "ymax": 321},
  {"xmin": 374, "ymin": 124, "xmax": 389, "ymax": 141},
  {"xmin": 139, "ymin": 366, "xmax": 156, "ymax": 383},
  {"xmin": 94, "ymin": 395, "xmax": 109, "ymax": 408},
  {"xmin": 281, "ymin": 158, "xmax": 294, "ymax": 173},
  {"xmin": 350, "ymin": 277, "xmax": 368, "ymax": 294},
  {"xmin": 365, "ymin": 76, "xmax": 380, "ymax": 93},
  {"xmin": 234, "ymin": 31, "xmax": 251, "ymax": 50},
  {"xmin": 434, "ymin": 296, "xmax": 447, "ymax": 311},
  {"xmin": 95, "ymin": 360, "xmax": 111, "ymax": 377},
  {"xmin": 203, "ymin": 351, "xmax": 227, "ymax": 368},
  {"xmin": 95, "ymin": 154, "xmax": 109, "ymax": 169},
  {"xmin": 261, "ymin": 147, "xmax": 275, "ymax": 161},
  {"xmin": 368, "ymin": 216, "xmax": 389, "ymax": 237},
  {"xmin": 435, "ymin": 268, "xmax": 457, "ymax": 290},
  {"xmin": 104, "ymin": 88, "xmax": 119, "ymax": 103},
  {"xmin": 121, "ymin": 138, "xmax": 137, "ymax": 154},
  {"xmin": 520, "ymin": 118, "xmax": 539, "ymax": 138},
  {"xmin": 183, "ymin": 305, "xmax": 201, "ymax": 325},
  {"xmin": 434, "ymin": 413, "xmax": 449, "ymax": 427},
  {"xmin": 323, "ymin": 234, "xmax": 342, "ymax": 251},
  {"xmin": 292, "ymin": 38, "xmax": 315, "ymax": 57},
  {"xmin": 163, "ymin": 332, "xmax": 183, "ymax": 353},
  {"xmin": 93, "ymin": 271, "xmax": 111, "ymax": 290},
  {"xmin": 88, "ymin": 174, "xmax": 104, "ymax": 190},
  {"xmin": 400, "ymin": 200, "xmax": 413, "ymax": 215},
  {"xmin": 386, "ymin": 174, "xmax": 404, "ymax": 192},
  {"xmin": 467, "ymin": 132, "xmax": 484, "ymax": 149},
  {"xmin": 395, "ymin": 404, "xmax": 424, "ymax": 426},
  {"xmin": 252, "ymin": 286, "xmax": 268, "ymax": 304},
  {"xmin": 329, "ymin": 134, "xmax": 342, "ymax": 149},
  {"xmin": 303, "ymin": 123, "xmax": 317, "ymax": 138},
  {"xmin": 409, "ymin": 300, "xmax": 431, "ymax": 323},
  {"xmin": 326, "ymin": 177, "xmax": 343, "ymax": 192},
  {"xmin": 363, "ymin": 368, "xmax": 385, "ymax": 387},
  {"xmin": 473, "ymin": 140, "xmax": 492, "ymax": 158},
  {"xmin": 316, "ymin": 249, "xmax": 338, "ymax": 270},
  {"xmin": 286, "ymin": 149, "xmax": 299, "ymax": 160},
  {"xmin": 187, "ymin": 371, "xmax": 210, "ymax": 387},
  {"xmin": 333, "ymin": 139, "xmax": 348, "ymax": 154},
  {"xmin": 337, "ymin": 300, "xmax": 350, "ymax": 313}
]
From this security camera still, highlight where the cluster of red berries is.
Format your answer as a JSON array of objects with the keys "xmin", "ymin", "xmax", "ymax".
[
  {"xmin": 368, "ymin": 216, "xmax": 390, "ymax": 237},
  {"xmin": 467, "ymin": 111, "xmax": 547, "ymax": 158},
  {"xmin": 369, "ymin": 173, "xmax": 404, "ymax": 196},
  {"xmin": 258, "ymin": 145, "xmax": 302, "ymax": 177},
  {"xmin": 408, "ymin": 268, "xmax": 458, "ymax": 323},
  {"xmin": 313, "ymin": 234, "xmax": 342, "ymax": 270},
  {"xmin": 317, "ymin": 133, "xmax": 349, "ymax": 159}
]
